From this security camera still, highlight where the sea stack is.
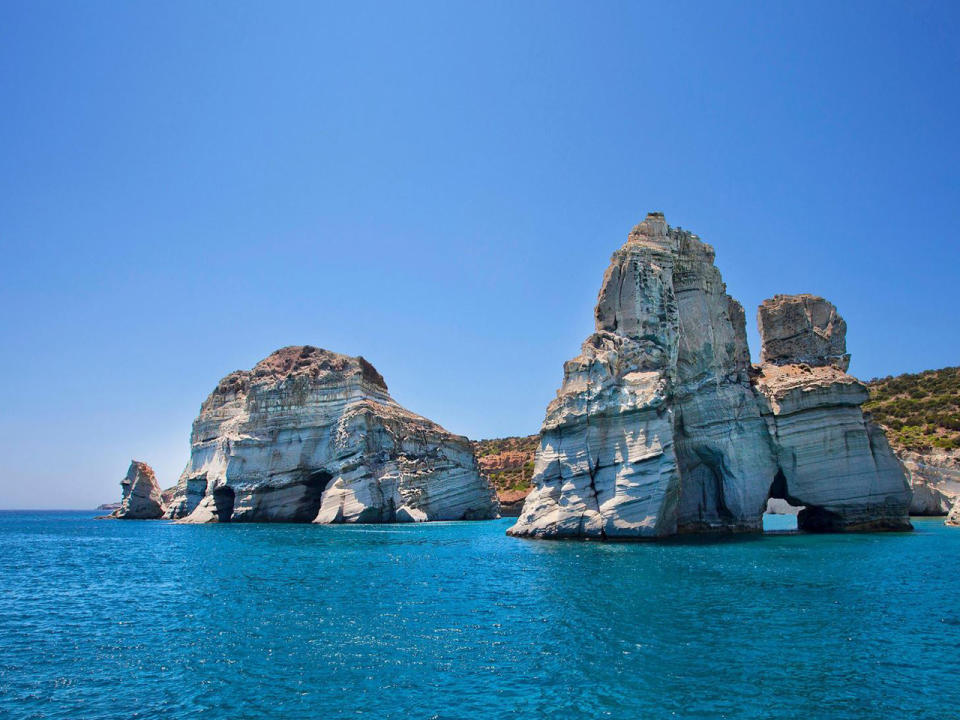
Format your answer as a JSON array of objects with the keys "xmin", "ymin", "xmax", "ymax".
[
  {"xmin": 752, "ymin": 295, "xmax": 910, "ymax": 531},
  {"xmin": 507, "ymin": 213, "xmax": 911, "ymax": 539},
  {"xmin": 164, "ymin": 346, "xmax": 498, "ymax": 523},
  {"xmin": 110, "ymin": 461, "xmax": 166, "ymax": 519}
]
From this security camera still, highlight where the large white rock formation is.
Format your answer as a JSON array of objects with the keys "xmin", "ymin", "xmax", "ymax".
[
  {"xmin": 110, "ymin": 460, "xmax": 166, "ymax": 519},
  {"xmin": 164, "ymin": 346, "xmax": 498, "ymax": 524},
  {"xmin": 508, "ymin": 213, "xmax": 911, "ymax": 539}
]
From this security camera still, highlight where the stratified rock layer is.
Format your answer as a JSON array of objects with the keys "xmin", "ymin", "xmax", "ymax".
[
  {"xmin": 752, "ymin": 355, "xmax": 910, "ymax": 532},
  {"xmin": 758, "ymin": 294, "xmax": 850, "ymax": 371},
  {"xmin": 111, "ymin": 461, "xmax": 166, "ymax": 519},
  {"xmin": 508, "ymin": 214, "xmax": 911, "ymax": 539},
  {"xmin": 164, "ymin": 346, "xmax": 497, "ymax": 524}
]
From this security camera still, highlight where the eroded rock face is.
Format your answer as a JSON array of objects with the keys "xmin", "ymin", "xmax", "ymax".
[
  {"xmin": 508, "ymin": 213, "xmax": 911, "ymax": 539},
  {"xmin": 898, "ymin": 449, "xmax": 960, "ymax": 516},
  {"xmin": 111, "ymin": 461, "xmax": 166, "ymax": 519},
  {"xmin": 948, "ymin": 497, "xmax": 960, "ymax": 526},
  {"xmin": 509, "ymin": 214, "xmax": 775, "ymax": 538},
  {"xmin": 758, "ymin": 294, "xmax": 850, "ymax": 371},
  {"xmin": 164, "ymin": 346, "xmax": 498, "ymax": 524},
  {"xmin": 753, "ymin": 343, "xmax": 912, "ymax": 532}
]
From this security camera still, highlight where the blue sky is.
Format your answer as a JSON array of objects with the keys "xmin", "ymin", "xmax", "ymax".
[{"xmin": 1, "ymin": 1, "xmax": 958, "ymax": 508}]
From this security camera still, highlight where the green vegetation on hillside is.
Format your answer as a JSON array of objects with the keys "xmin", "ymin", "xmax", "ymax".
[
  {"xmin": 865, "ymin": 366, "xmax": 960, "ymax": 451},
  {"xmin": 474, "ymin": 435, "xmax": 539, "ymax": 458},
  {"xmin": 486, "ymin": 462, "xmax": 536, "ymax": 493},
  {"xmin": 471, "ymin": 435, "xmax": 539, "ymax": 493}
]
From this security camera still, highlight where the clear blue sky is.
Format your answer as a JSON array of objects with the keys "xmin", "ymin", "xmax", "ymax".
[{"xmin": 1, "ymin": 1, "xmax": 958, "ymax": 508}]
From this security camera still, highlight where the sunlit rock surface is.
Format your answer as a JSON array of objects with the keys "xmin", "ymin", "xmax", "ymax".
[
  {"xmin": 758, "ymin": 294, "xmax": 850, "ymax": 371},
  {"xmin": 508, "ymin": 213, "xmax": 911, "ymax": 539},
  {"xmin": 164, "ymin": 346, "xmax": 498, "ymax": 524},
  {"xmin": 898, "ymin": 449, "xmax": 960, "ymax": 515},
  {"xmin": 110, "ymin": 461, "xmax": 166, "ymax": 519},
  {"xmin": 948, "ymin": 497, "xmax": 960, "ymax": 526},
  {"xmin": 753, "ymin": 298, "xmax": 912, "ymax": 532}
]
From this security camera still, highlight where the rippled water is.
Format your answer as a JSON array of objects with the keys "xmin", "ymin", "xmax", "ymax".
[{"xmin": 1, "ymin": 512, "xmax": 959, "ymax": 719}]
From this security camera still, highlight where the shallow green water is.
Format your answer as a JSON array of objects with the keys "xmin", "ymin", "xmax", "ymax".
[{"xmin": 1, "ymin": 512, "xmax": 958, "ymax": 719}]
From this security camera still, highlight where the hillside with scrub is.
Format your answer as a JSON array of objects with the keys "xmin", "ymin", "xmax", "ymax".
[
  {"xmin": 865, "ymin": 366, "xmax": 960, "ymax": 451},
  {"xmin": 471, "ymin": 435, "xmax": 539, "ymax": 514}
]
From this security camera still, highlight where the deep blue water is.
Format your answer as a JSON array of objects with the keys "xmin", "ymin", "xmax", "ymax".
[{"xmin": 1, "ymin": 512, "xmax": 959, "ymax": 720}]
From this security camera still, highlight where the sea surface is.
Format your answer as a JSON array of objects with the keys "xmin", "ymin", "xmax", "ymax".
[{"xmin": 1, "ymin": 512, "xmax": 959, "ymax": 720}]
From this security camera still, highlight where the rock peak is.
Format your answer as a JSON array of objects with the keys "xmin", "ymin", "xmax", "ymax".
[
  {"xmin": 110, "ymin": 460, "xmax": 166, "ymax": 519},
  {"xmin": 250, "ymin": 345, "xmax": 388, "ymax": 390},
  {"xmin": 125, "ymin": 460, "xmax": 156, "ymax": 483},
  {"xmin": 757, "ymin": 294, "xmax": 849, "ymax": 371},
  {"xmin": 627, "ymin": 211, "xmax": 671, "ymax": 249}
]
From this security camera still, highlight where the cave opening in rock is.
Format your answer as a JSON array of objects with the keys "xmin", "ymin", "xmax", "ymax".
[
  {"xmin": 762, "ymin": 469, "xmax": 804, "ymax": 533},
  {"xmin": 796, "ymin": 505, "xmax": 844, "ymax": 533},
  {"xmin": 212, "ymin": 486, "xmax": 236, "ymax": 522},
  {"xmin": 289, "ymin": 470, "xmax": 333, "ymax": 522}
]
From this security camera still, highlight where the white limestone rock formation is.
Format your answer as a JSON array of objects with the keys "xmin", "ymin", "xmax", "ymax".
[
  {"xmin": 110, "ymin": 460, "xmax": 166, "ymax": 519},
  {"xmin": 758, "ymin": 294, "xmax": 850, "ymax": 371},
  {"xmin": 164, "ymin": 346, "xmax": 498, "ymax": 524},
  {"xmin": 898, "ymin": 449, "xmax": 960, "ymax": 516},
  {"xmin": 753, "ymin": 296, "xmax": 912, "ymax": 531},
  {"xmin": 764, "ymin": 498, "xmax": 802, "ymax": 515},
  {"xmin": 508, "ymin": 213, "xmax": 911, "ymax": 539},
  {"xmin": 509, "ymin": 214, "xmax": 778, "ymax": 538},
  {"xmin": 948, "ymin": 496, "xmax": 960, "ymax": 526}
]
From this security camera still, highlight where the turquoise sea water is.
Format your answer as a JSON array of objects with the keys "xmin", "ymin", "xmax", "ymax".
[{"xmin": 1, "ymin": 512, "xmax": 959, "ymax": 719}]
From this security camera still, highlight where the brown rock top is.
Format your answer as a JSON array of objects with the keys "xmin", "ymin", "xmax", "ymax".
[
  {"xmin": 110, "ymin": 460, "xmax": 166, "ymax": 520},
  {"xmin": 250, "ymin": 346, "xmax": 387, "ymax": 389},
  {"xmin": 165, "ymin": 344, "xmax": 497, "ymax": 524}
]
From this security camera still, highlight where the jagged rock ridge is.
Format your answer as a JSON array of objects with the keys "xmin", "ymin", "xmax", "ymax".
[
  {"xmin": 164, "ymin": 346, "xmax": 498, "ymax": 524},
  {"xmin": 508, "ymin": 213, "xmax": 911, "ymax": 539}
]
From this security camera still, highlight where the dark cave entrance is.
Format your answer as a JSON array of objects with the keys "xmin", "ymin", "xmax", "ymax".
[
  {"xmin": 762, "ymin": 469, "xmax": 803, "ymax": 533},
  {"xmin": 289, "ymin": 470, "xmax": 333, "ymax": 523},
  {"xmin": 212, "ymin": 486, "xmax": 236, "ymax": 522},
  {"xmin": 796, "ymin": 505, "xmax": 845, "ymax": 533},
  {"xmin": 762, "ymin": 469, "xmax": 847, "ymax": 533}
]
